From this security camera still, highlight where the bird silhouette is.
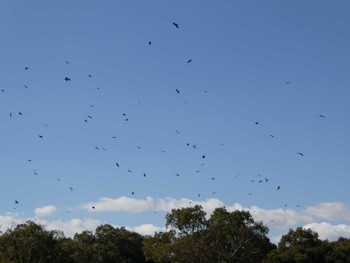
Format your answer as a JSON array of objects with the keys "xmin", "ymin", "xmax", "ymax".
[
  {"xmin": 88, "ymin": 74, "xmax": 92, "ymax": 77},
  {"xmin": 297, "ymin": 152, "xmax": 304, "ymax": 157},
  {"xmin": 65, "ymin": 77, "xmax": 71, "ymax": 81},
  {"xmin": 92, "ymin": 206, "xmax": 95, "ymax": 209},
  {"xmin": 25, "ymin": 67, "xmax": 29, "ymax": 70},
  {"xmin": 15, "ymin": 200, "xmax": 19, "ymax": 204},
  {"xmin": 187, "ymin": 59, "xmax": 192, "ymax": 63},
  {"xmin": 277, "ymin": 186, "xmax": 281, "ymax": 190},
  {"xmin": 148, "ymin": 41, "xmax": 152, "ymax": 45},
  {"xmin": 176, "ymin": 89, "xmax": 180, "ymax": 94},
  {"xmin": 38, "ymin": 135, "xmax": 43, "ymax": 139},
  {"xmin": 173, "ymin": 22, "xmax": 179, "ymax": 28},
  {"xmin": 116, "ymin": 162, "xmax": 120, "ymax": 167},
  {"xmin": 319, "ymin": 115, "xmax": 326, "ymax": 118},
  {"xmin": 69, "ymin": 187, "xmax": 73, "ymax": 191}
]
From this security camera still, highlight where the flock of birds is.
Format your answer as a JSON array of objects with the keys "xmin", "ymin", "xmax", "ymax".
[{"xmin": 2, "ymin": 21, "xmax": 328, "ymax": 216}]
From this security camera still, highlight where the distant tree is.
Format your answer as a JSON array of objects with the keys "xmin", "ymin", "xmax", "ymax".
[
  {"xmin": 0, "ymin": 221, "xmax": 67, "ymax": 263},
  {"xmin": 72, "ymin": 230, "xmax": 96, "ymax": 263},
  {"xmin": 325, "ymin": 237, "xmax": 350, "ymax": 263},
  {"xmin": 94, "ymin": 224, "xmax": 146, "ymax": 263},
  {"xmin": 265, "ymin": 227, "xmax": 327, "ymax": 263},
  {"xmin": 144, "ymin": 205, "xmax": 274, "ymax": 263}
]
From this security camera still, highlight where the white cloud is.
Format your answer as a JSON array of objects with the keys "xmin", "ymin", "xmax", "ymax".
[
  {"xmin": 34, "ymin": 205, "xmax": 57, "ymax": 217},
  {"xmin": 306, "ymin": 202, "xmax": 350, "ymax": 221},
  {"xmin": 127, "ymin": 224, "xmax": 165, "ymax": 236},
  {"xmin": 81, "ymin": 196, "xmax": 155, "ymax": 213},
  {"xmin": 303, "ymin": 222, "xmax": 350, "ymax": 241}
]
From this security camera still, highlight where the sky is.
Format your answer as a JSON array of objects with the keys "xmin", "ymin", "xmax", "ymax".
[{"xmin": 1, "ymin": 0, "xmax": 350, "ymax": 243}]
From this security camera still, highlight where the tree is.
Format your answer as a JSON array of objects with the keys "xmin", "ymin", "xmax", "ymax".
[
  {"xmin": 94, "ymin": 224, "xmax": 146, "ymax": 263},
  {"xmin": 325, "ymin": 237, "xmax": 350, "ymax": 263},
  {"xmin": 206, "ymin": 208, "xmax": 274, "ymax": 263},
  {"xmin": 265, "ymin": 227, "xmax": 326, "ymax": 263},
  {"xmin": 144, "ymin": 205, "xmax": 274, "ymax": 263},
  {"xmin": 0, "ymin": 221, "xmax": 67, "ymax": 263}
]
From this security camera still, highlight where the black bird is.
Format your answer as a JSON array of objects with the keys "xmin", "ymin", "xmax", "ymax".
[
  {"xmin": 116, "ymin": 162, "xmax": 120, "ymax": 167},
  {"xmin": 65, "ymin": 77, "xmax": 71, "ymax": 81},
  {"xmin": 265, "ymin": 178, "xmax": 269, "ymax": 182},
  {"xmin": 270, "ymin": 134, "xmax": 275, "ymax": 138},
  {"xmin": 131, "ymin": 192, "xmax": 135, "ymax": 195},
  {"xmin": 38, "ymin": 135, "xmax": 43, "ymax": 139},
  {"xmin": 128, "ymin": 169, "xmax": 132, "ymax": 173},
  {"xmin": 297, "ymin": 152, "xmax": 304, "ymax": 157},
  {"xmin": 319, "ymin": 115, "xmax": 326, "ymax": 118},
  {"xmin": 148, "ymin": 41, "xmax": 152, "ymax": 45},
  {"xmin": 92, "ymin": 206, "xmax": 95, "ymax": 209},
  {"xmin": 18, "ymin": 112, "xmax": 23, "ymax": 116},
  {"xmin": 69, "ymin": 187, "xmax": 73, "ymax": 192},
  {"xmin": 84, "ymin": 119, "xmax": 88, "ymax": 123},
  {"xmin": 9, "ymin": 112, "xmax": 12, "ymax": 118},
  {"xmin": 173, "ymin": 22, "xmax": 179, "ymax": 28},
  {"xmin": 143, "ymin": 173, "xmax": 146, "ymax": 177},
  {"xmin": 25, "ymin": 67, "xmax": 29, "ymax": 70},
  {"xmin": 1, "ymin": 89, "xmax": 4, "ymax": 92},
  {"xmin": 277, "ymin": 186, "xmax": 280, "ymax": 190},
  {"xmin": 176, "ymin": 173, "xmax": 180, "ymax": 177},
  {"xmin": 87, "ymin": 115, "xmax": 92, "ymax": 119},
  {"xmin": 95, "ymin": 146, "xmax": 99, "ymax": 150},
  {"xmin": 125, "ymin": 118, "xmax": 129, "ymax": 121},
  {"xmin": 88, "ymin": 74, "xmax": 92, "ymax": 77},
  {"xmin": 65, "ymin": 60, "xmax": 70, "ymax": 64},
  {"xmin": 15, "ymin": 200, "xmax": 19, "ymax": 204},
  {"xmin": 112, "ymin": 136, "xmax": 117, "ymax": 139},
  {"xmin": 255, "ymin": 122, "xmax": 259, "ymax": 125},
  {"xmin": 176, "ymin": 89, "xmax": 180, "ymax": 94},
  {"xmin": 24, "ymin": 85, "xmax": 29, "ymax": 88},
  {"xmin": 137, "ymin": 146, "xmax": 141, "ymax": 149},
  {"xmin": 202, "ymin": 155, "xmax": 206, "ymax": 159},
  {"xmin": 211, "ymin": 177, "xmax": 215, "ymax": 180},
  {"xmin": 187, "ymin": 59, "xmax": 192, "ymax": 63}
]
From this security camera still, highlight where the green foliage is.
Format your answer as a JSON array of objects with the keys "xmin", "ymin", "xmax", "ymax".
[
  {"xmin": 265, "ymin": 227, "xmax": 327, "ymax": 263},
  {"xmin": 1, "ymin": 213, "xmax": 350, "ymax": 262}
]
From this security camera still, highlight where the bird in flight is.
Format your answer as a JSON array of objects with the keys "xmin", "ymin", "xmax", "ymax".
[
  {"xmin": 187, "ymin": 59, "xmax": 192, "ymax": 63},
  {"xmin": 176, "ymin": 89, "xmax": 180, "ymax": 94},
  {"xmin": 319, "ymin": 115, "xmax": 326, "ymax": 118},
  {"xmin": 202, "ymin": 155, "xmax": 206, "ymax": 159},
  {"xmin": 148, "ymin": 41, "xmax": 152, "ymax": 45},
  {"xmin": 255, "ymin": 122, "xmax": 259, "ymax": 125},
  {"xmin": 38, "ymin": 135, "xmax": 43, "ymax": 139},
  {"xmin": 25, "ymin": 67, "xmax": 29, "ymax": 70},
  {"xmin": 270, "ymin": 134, "xmax": 275, "ymax": 138},
  {"xmin": 65, "ymin": 77, "xmax": 71, "ymax": 81},
  {"xmin": 15, "ymin": 200, "xmax": 19, "ymax": 204},
  {"xmin": 18, "ymin": 112, "xmax": 23, "ymax": 116},
  {"xmin": 277, "ymin": 186, "xmax": 280, "ymax": 190},
  {"xmin": 297, "ymin": 152, "xmax": 304, "ymax": 157},
  {"xmin": 88, "ymin": 74, "xmax": 92, "ymax": 77},
  {"xmin": 173, "ymin": 22, "xmax": 179, "ymax": 28},
  {"xmin": 92, "ymin": 206, "xmax": 95, "ymax": 209},
  {"xmin": 131, "ymin": 192, "xmax": 135, "ymax": 195},
  {"xmin": 65, "ymin": 60, "xmax": 70, "ymax": 64},
  {"xmin": 24, "ymin": 85, "xmax": 29, "ymax": 89},
  {"xmin": 116, "ymin": 162, "xmax": 120, "ymax": 167},
  {"xmin": 69, "ymin": 187, "xmax": 73, "ymax": 192}
]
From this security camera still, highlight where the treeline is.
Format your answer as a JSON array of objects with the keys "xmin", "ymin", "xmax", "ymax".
[{"xmin": 0, "ymin": 205, "xmax": 349, "ymax": 263}]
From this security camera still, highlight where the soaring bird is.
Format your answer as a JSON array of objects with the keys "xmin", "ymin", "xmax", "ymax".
[
  {"xmin": 270, "ymin": 134, "xmax": 275, "ymax": 138},
  {"xmin": 187, "ymin": 59, "xmax": 192, "ymax": 63},
  {"xmin": 18, "ymin": 112, "xmax": 23, "ymax": 116},
  {"xmin": 69, "ymin": 187, "xmax": 73, "ymax": 192},
  {"xmin": 202, "ymin": 155, "xmax": 206, "ymax": 159},
  {"xmin": 131, "ymin": 192, "xmax": 135, "ymax": 195},
  {"xmin": 38, "ymin": 135, "xmax": 43, "ymax": 138},
  {"xmin": 116, "ymin": 162, "xmax": 120, "ymax": 167},
  {"xmin": 92, "ymin": 206, "xmax": 95, "ymax": 209},
  {"xmin": 65, "ymin": 77, "xmax": 71, "ymax": 81},
  {"xmin": 255, "ymin": 122, "xmax": 259, "ymax": 125},
  {"xmin": 297, "ymin": 152, "xmax": 304, "ymax": 157},
  {"xmin": 277, "ymin": 186, "xmax": 280, "ymax": 190},
  {"xmin": 176, "ymin": 89, "xmax": 180, "ymax": 94},
  {"xmin": 148, "ymin": 41, "xmax": 152, "ymax": 45},
  {"xmin": 25, "ymin": 67, "xmax": 29, "ymax": 70},
  {"xmin": 15, "ymin": 200, "xmax": 19, "ymax": 204},
  {"xmin": 88, "ymin": 74, "xmax": 92, "ymax": 77},
  {"xmin": 319, "ymin": 115, "xmax": 326, "ymax": 118},
  {"xmin": 173, "ymin": 22, "xmax": 179, "ymax": 28},
  {"xmin": 24, "ymin": 85, "xmax": 29, "ymax": 88}
]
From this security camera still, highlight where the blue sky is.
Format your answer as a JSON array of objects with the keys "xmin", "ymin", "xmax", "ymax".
[{"xmin": 1, "ymin": 0, "xmax": 350, "ymax": 242}]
